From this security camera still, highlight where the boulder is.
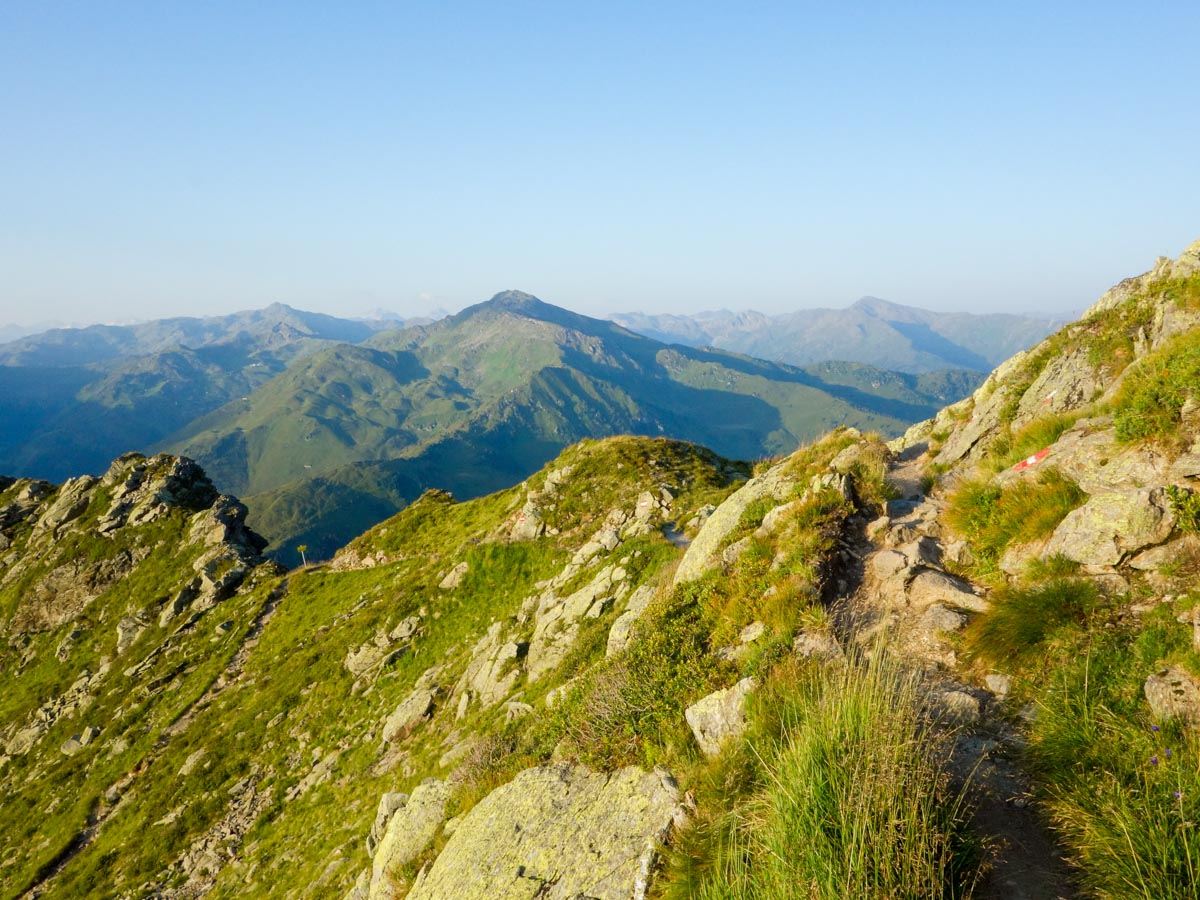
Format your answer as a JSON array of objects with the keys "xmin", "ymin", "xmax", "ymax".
[
  {"xmin": 673, "ymin": 461, "xmax": 798, "ymax": 586},
  {"xmin": 684, "ymin": 677, "xmax": 755, "ymax": 758},
  {"xmin": 369, "ymin": 779, "xmax": 451, "ymax": 899},
  {"xmin": 407, "ymin": 764, "xmax": 682, "ymax": 900},
  {"xmin": 907, "ymin": 570, "xmax": 988, "ymax": 613},
  {"xmin": 31, "ymin": 475, "xmax": 97, "ymax": 536},
  {"xmin": 793, "ymin": 630, "xmax": 844, "ymax": 661},
  {"xmin": 381, "ymin": 688, "xmax": 436, "ymax": 743},
  {"xmin": 1042, "ymin": 488, "xmax": 1176, "ymax": 567},
  {"xmin": 1128, "ymin": 536, "xmax": 1200, "ymax": 572},
  {"xmin": 1145, "ymin": 666, "xmax": 1200, "ymax": 726},
  {"xmin": 933, "ymin": 690, "xmax": 983, "ymax": 725},
  {"xmin": 510, "ymin": 501, "xmax": 546, "ymax": 541},
  {"xmin": 871, "ymin": 550, "xmax": 909, "ymax": 580},
  {"xmin": 606, "ymin": 583, "xmax": 657, "ymax": 657},
  {"xmin": 346, "ymin": 644, "xmax": 390, "ymax": 678},
  {"xmin": 984, "ymin": 673, "xmax": 1012, "ymax": 698},
  {"xmin": 116, "ymin": 615, "xmax": 148, "ymax": 654},
  {"xmin": 438, "ymin": 562, "xmax": 469, "ymax": 590}
]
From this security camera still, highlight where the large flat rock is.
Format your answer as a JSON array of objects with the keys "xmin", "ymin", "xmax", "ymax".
[{"xmin": 408, "ymin": 764, "xmax": 682, "ymax": 900}]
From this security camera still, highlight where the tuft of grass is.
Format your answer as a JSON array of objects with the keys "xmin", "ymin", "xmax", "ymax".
[
  {"xmin": 988, "ymin": 412, "xmax": 1082, "ymax": 473},
  {"xmin": 1112, "ymin": 331, "xmax": 1200, "ymax": 447},
  {"xmin": 665, "ymin": 652, "xmax": 979, "ymax": 900},
  {"xmin": 964, "ymin": 579, "xmax": 1101, "ymax": 669},
  {"xmin": 946, "ymin": 469, "xmax": 1087, "ymax": 579},
  {"xmin": 1029, "ymin": 638, "xmax": 1200, "ymax": 899}
]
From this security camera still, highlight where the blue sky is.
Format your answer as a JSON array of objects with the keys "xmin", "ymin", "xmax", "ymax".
[{"xmin": 2, "ymin": 1, "xmax": 1198, "ymax": 325}]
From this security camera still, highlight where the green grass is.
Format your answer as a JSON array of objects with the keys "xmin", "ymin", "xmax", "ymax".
[
  {"xmin": 1112, "ymin": 330, "xmax": 1200, "ymax": 447},
  {"xmin": 1027, "ymin": 621, "xmax": 1200, "ymax": 899},
  {"xmin": 665, "ymin": 653, "xmax": 979, "ymax": 900},
  {"xmin": 945, "ymin": 468, "xmax": 1086, "ymax": 579},
  {"xmin": 964, "ymin": 579, "xmax": 1101, "ymax": 670},
  {"xmin": 987, "ymin": 412, "xmax": 1082, "ymax": 472}
]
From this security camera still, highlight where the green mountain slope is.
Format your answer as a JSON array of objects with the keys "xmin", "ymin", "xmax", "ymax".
[
  {"xmin": 165, "ymin": 292, "xmax": 979, "ymax": 563},
  {"xmin": 0, "ymin": 307, "xmax": 405, "ymax": 482},
  {"xmin": 3, "ymin": 239, "xmax": 1200, "ymax": 900}
]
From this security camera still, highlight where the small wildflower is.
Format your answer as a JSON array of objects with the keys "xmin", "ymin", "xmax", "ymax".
[
  {"xmin": 1176, "ymin": 791, "xmax": 1184, "ymax": 800},
  {"xmin": 1166, "ymin": 748, "xmax": 1173, "ymax": 758},
  {"xmin": 1151, "ymin": 756, "xmax": 1159, "ymax": 765},
  {"xmin": 1152, "ymin": 725, "xmax": 1161, "ymax": 733}
]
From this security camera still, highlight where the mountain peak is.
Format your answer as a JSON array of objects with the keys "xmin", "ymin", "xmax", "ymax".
[
  {"xmin": 850, "ymin": 296, "xmax": 909, "ymax": 316},
  {"xmin": 485, "ymin": 290, "xmax": 545, "ymax": 311}
]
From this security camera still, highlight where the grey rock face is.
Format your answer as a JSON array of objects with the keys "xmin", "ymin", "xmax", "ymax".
[
  {"xmin": 369, "ymin": 779, "xmax": 450, "ymax": 899},
  {"xmin": 407, "ymin": 764, "xmax": 682, "ymax": 900},
  {"xmin": 1042, "ymin": 488, "xmax": 1176, "ymax": 567},
  {"xmin": 1145, "ymin": 666, "xmax": 1200, "ymax": 726},
  {"xmin": 673, "ymin": 462, "xmax": 797, "ymax": 586},
  {"xmin": 609, "ymin": 585, "xmax": 657, "ymax": 657},
  {"xmin": 438, "ymin": 561, "xmax": 469, "ymax": 590},
  {"xmin": 381, "ymin": 688, "xmax": 436, "ymax": 743},
  {"xmin": 907, "ymin": 570, "xmax": 987, "ymax": 613},
  {"xmin": 684, "ymin": 677, "xmax": 756, "ymax": 758},
  {"xmin": 793, "ymin": 630, "xmax": 844, "ymax": 661}
]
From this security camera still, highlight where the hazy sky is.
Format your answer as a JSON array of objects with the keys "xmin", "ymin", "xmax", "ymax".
[{"xmin": 2, "ymin": 2, "xmax": 1198, "ymax": 327}]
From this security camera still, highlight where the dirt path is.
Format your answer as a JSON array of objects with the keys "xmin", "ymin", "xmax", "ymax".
[{"xmin": 830, "ymin": 443, "xmax": 1077, "ymax": 899}]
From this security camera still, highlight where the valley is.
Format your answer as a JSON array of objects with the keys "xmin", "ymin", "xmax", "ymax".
[{"xmin": 1, "ymin": 238, "xmax": 1198, "ymax": 898}]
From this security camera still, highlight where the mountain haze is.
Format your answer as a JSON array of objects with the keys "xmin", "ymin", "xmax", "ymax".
[
  {"xmin": 610, "ymin": 296, "xmax": 1066, "ymax": 373},
  {"xmin": 0, "ymin": 305, "xmax": 405, "ymax": 482},
  {"xmin": 164, "ymin": 292, "xmax": 979, "ymax": 562}
]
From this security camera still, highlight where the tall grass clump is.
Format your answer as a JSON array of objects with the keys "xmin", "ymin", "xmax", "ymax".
[
  {"xmin": 946, "ymin": 469, "xmax": 1086, "ymax": 578},
  {"xmin": 1030, "ymin": 643, "xmax": 1200, "ymax": 899},
  {"xmin": 1112, "ymin": 331, "xmax": 1200, "ymax": 447},
  {"xmin": 671, "ymin": 653, "xmax": 978, "ymax": 900},
  {"xmin": 964, "ymin": 579, "xmax": 1100, "ymax": 669}
]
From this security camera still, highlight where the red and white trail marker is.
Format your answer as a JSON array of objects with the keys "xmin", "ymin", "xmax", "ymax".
[{"xmin": 1012, "ymin": 448, "xmax": 1051, "ymax": 471}]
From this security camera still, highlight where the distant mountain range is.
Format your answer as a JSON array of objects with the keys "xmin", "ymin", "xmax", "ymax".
[
  {"xmin": 609, "ymin": 297, "xmax": 1066, "ymax": 373},
  {"xmin": 0, "ymin": 304, "xmax": 404, "ymax": 481},
  {"xmin": 0, "ymin": 293, "xmax": 992, "ymax": 564},
  {"xmin": 157, "ymin": 292, "xmax": 982, "ymax": 562}
]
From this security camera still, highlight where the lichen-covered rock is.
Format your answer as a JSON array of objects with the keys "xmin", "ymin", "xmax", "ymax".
[
  {"xmin": 407, "ymin": 764, "xmax": 682, "ymax": 900},
  {"xmin": 606, "ymin": 583, "xmax": 657, "ymax": 657},
  {"xmin": 1042, "ymin": 488, "xmax": 1176, "ymax": 567},
  {"xmin": 933, "ymin": 689, "xmax": 982, "ymax": 725},
  {"xmin": 381, "ymin": 688, "xmax": 436, "ymax": 743},
  {"xmin": 907, "ymin": 570, "xmax": 987, "ymax": 613},
  {"xmin": 367, "ymin": 793, "xmax": 409, "ymax": 855},
  {"xmin": 684, "ymin": 677, "xmax": 755, "ymax": 758},
  {"xmin": 30, "ymin": 475, "xmax": 97, "ymax": 537},
  {"xmin": 438, "ymin": 561, "xmax": 469, "ymax": 590},
  {"xmin": 673, "ymin": 462, "xmax": 796, "ymax": 586},
  {"xmin": 509, "ymin": 499, "xmax": 546, "ymax": 541},
  {"xmin": 527, "ymin": 564, "xmax": 629, "ymax": 681},
  {"xmin": 369, "ymin": 779, "xmax": 450, "ymax": 899},
  {"xmin": 793, "ymin": 630, "xmax": 844, "ymax": 661},
  {"xmin": 453, "ymin": 622, "xmax": 527, "ymax": 711},
  {"xmin": 1010, "ymin": 347, "xmax": 1103, "ymax": 428},
  {"xmin": 1145, "ymin": 666, "xmax": 1200, "ymax": 726}
]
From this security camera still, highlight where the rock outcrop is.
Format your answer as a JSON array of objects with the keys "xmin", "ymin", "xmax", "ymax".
[{"xmin": 406, "ymin": 764, "xmax": 683, "ymax": 900}]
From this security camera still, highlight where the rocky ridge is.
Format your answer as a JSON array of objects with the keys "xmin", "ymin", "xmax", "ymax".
[{"xmin": 3, "ymin": 239, "xmax": 1200, "ymax": 899}]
